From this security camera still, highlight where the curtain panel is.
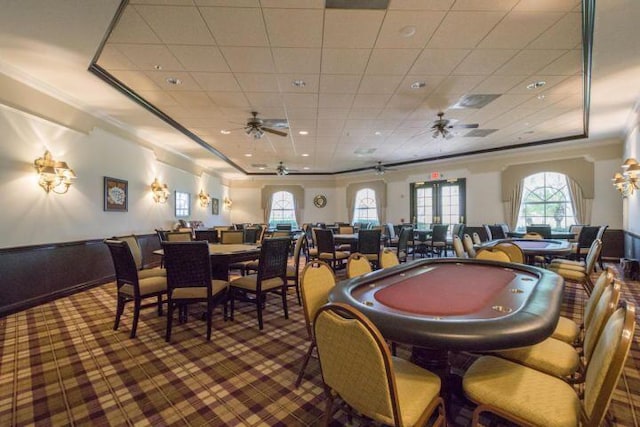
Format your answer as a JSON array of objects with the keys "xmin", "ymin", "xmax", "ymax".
[
  {"xmin": 346, "ymin": 181, "xmax": 387, "ymax": 224},
  {"xmin": 261, "ymin": 185, "xmax": 305, "ymax": 224},
  {"xmin": 503, "ymin": 181, "xmax": 524, "ymax": 231},
  {"xmin": 567, "ymin": 177, "xmax": 591, "ymax": 225}
]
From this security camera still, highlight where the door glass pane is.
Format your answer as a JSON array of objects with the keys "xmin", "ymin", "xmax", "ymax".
[
  {"xmin": 415, "ymin": 187, "xmax": 433, "ymax": 228},
  {"xmin": 440, "ymin": 184, "xmax": 461, "ymax": 226}
]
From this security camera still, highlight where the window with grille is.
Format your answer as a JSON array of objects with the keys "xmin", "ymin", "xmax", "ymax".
[
  {"xmin": 268, "ymin": 191, "xmax": 298, "ymax": 228},
  {"xmin": 353, "ymin": 188, "xmax": 379, "ymax": 226},
  {"xmin": 516, "ymin": 172, "xmax": 577, "ymax": 231}
]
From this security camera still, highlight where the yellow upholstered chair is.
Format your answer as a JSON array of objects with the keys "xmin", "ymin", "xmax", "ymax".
[
  {"xmin": 548, "ymin": 239, "xmax": 602, "ymax": 294},
  {"xmin": 452, "ymin": 234, "xmax": 466, "ymax": 258},
  {"xmin": 472, "ymin": 232, "xmax": 482, "ymax": 245},
  {"xmin": 380, "ymin": 248, "xmax": 400, "ymax": 268},
  {"xmin": 295, "ymin": 261, "xmax": 336, "ymax": 388},
  {"xmin": 493, "ymin": 242, "xmax": 525, "ymax": 264},
  {"xmin": 314, "ymin": 303, "xmax": 446, "ymax": 426},
  {"xmin": 523, "ymin": 231, "xmax": 543, "ymax": 239},
  {"xmin": 463, "ymin": 301, "xmax": 636, "ymax": 427},
  {"xmin": 462, "ymin": 234, "xmax": 477, "ymax": 258},
  {"xmin": 117, "ymin": 234, "xmax": 166, "ymax": 279},
  {"xmin": 346, "ymin": 253, "xmax": 373, "ymax": 279},
  {"xmin": 475, "ymin": 248, "xmax": 511, "ymax": 263}
]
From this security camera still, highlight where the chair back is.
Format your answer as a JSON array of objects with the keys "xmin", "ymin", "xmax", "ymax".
[
  {"xmin": 272, "ymin": 231, "xmax": 291, "ymax": 238},
  {"xmin": 487, "ymin": 224, "xmax": 506, "ymax": 239},
  {"xmin": 300, "ymin": 261, "xmax": 336, "ymax": 339},
  {"xmin": 276, "ymin": 223, "xmax": 292, "ymax": 231},
  {"xmin": 314, "ymin": 303, "xmax": 402, "ymax": 426},
  {"xmin": 452, "ymin": 235, "xmax": 466, "ymax": 258},
  {"xmin": 451, "ymin": 223, "xmax": 465, "ymax": 239},
  {"xmin": 156, "ymin": 229, "xmax": 169, "ymax": 242},
  {"xmin": 380, "ymin": 248, "xmax": 400, "ymax": 268},
  {"xmin": 221, "ymin": 230, "xmax": 244, "ymax": 244},
  {"xmin": 584, "ymin": 239, "xmax": 603, "ymax": 275},
  {"xmin": 596, "ymin": 225, "xmax": 608, "ymax": 240},
  {"xmin": 116, "ymin": 235, "xmax": 143, "ymax": 270},
  {"xmin": 162, "ymin": 241, "xmax": 212, "ymax": 297},
  {"xmin": 583, "ymin": 282, "xmax": 621, "ymax": 362},
  {"xmin": 256, "ymin": 237, "xmax": 290, "ymax": 284},
  {"xmin": 104, "ymin": 239, "xmax": 140, "ymax": 288},
  {"xmin": 577, "ymin": 226, "xmax": 600, "ymax": 250},
  {"xmin": 243, "ymin": 227, "xmax": 260, "ymax": 244},
  {"xmin": 396, "ymin": 227, "xmax": 413, "ymax": 262},
  {"xmin": 166, "ymin": 231, "xmax": 193, "ymax": 242},
  {"xmin": 526, "ymin": 225, "xmax": 551, "ymax": 238},
  {"xmin": 347, "ymin": 253, "xmax": 373, "ymax": 278},
  {"xmin": 583, "ymin": 301, "xmax": 636, "ymax": 426},
  {"xmin": 431, "ymin": 224, "xmax": 448, "ymax": 242},
  {"xmin": 315, "ymin": 228, "xmax": 336, "ymax": 255},
  {"xmin": 568, "ymin": 224, "xmax": 585, "ymax": 242},
  {"xmin": 472, "ymin": 232, "xmax": 482, "ymax": 245},
  {"xmin": 194, "ymin": 229, "xmax": 219, "ymax": 244},
  {"xmin": 339, "ymin": 226, "xmax": 354, "ymax": 234},
  {"xmin": 523, "ymin": 232, "xmax": 543, "ymax": 240},
  {"xmin": 475, "ymin": 248, "xmax": 511, "ymax": 263},
  {"xmin": 494, "ymin": 242, "xmax": 525, "ymax": 263},
  {"xmin": 584, "ymin": 268, "xmax": 615, "ymax": 329},
  {"xmin": 386, "ymin": 223, "xmax": 397, "ymax": 239},
  {"xmin": 291, "ymin": 233, "xmax": 306, "ymax": 276},
  {"xmin": 358, "ymin": 229, "xmax": 382, "ymax": 258},
  {"xmin": 462, "ymin": 234, "xmax": 477, "ymax": 258}
]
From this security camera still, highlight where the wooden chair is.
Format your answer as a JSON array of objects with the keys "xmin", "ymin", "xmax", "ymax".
[
  {"xmin": 380, "ymin": 248, "xmax": 400, "ymax": 268},
  {"xmin": 228, "ymin": 237, "xmax": 290, "ymax": 330},
  {"xmin": 295, "ymin": 261, "xmax": 336, "ymax": 388},
  {"xmin": 346, "ymin": 253, "xmax": 373, "ymax": 279},
  {"xmin": 358, "ymin": 228, "xmax": 382, "ymax": 267},
  {"xmin": 472, "ymin": 232, "xmax": 482, "ymax": 245},
  {"xmin": 548, "ymin": 239, "xmax": 603, "ymax": 294},
  {"xmin": 166, "ymin": 231, "xmax": 193, "ymax": 242},
  {"xmin": 526, "ymin": 225, "xmax": 552, "ymax": 238},
  {"xmin": 220, "ymin": 230, "xmax": 244, "ymax": 244},
  {"xmin": 286, "ymin": 233, "xmax": 306, "ymax": 304},
  {"xmin": 116, "ymin": 234, "xmax": 166, "ymax": 279},
  {"xmin": 104, "ymin": 239, "xmax": 167, "ymax": 338},
  {"xmin": 446, "ymin": 223, "xmax": 465, "ymax": 255},
  {"xmin": 424, "ymin": 224, "xmax": 448, "ymax": 257},
  {"xmin": 462, "ymin": 233, "xmax": 477, "ymax": 258},
  {"xmin": 194, "ymin": 229, "xmax": 219, "ymax": 244},
  {"xmin": 452, "ymin": 234, "xmax": 466, "ymax": 258},
  {"xmin": 573, "ymin": 225, "xmax": 600, "ymax": 261},
  {"xmin": 463, "ymin": 301, "xmax": 636, "ymax": 427},
  {"xmin": 395, "ymin": 226, "xmax": 413, "ymax": 262},
  {"xmin": 475, "ymin": 248, "xmax": 511, "ymax": 263},
  {"xmin": 161, "ymin": 241, "xmax": 228, "ymax": 342},
  {"xmin": 315, "ymin": 228, "xmax": 349, "ymax": 271},
  {"xmin": 314, "ymin": 303, "xmax": 446, "ymax": 427}
]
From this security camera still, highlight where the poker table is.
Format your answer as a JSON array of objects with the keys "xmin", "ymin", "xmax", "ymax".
[
  {"xmin": 329, "ymin": 258, "xmax": 564, "ymax": 352},
  {"xmin": 477, "ymin": 238, "xmax": 573, "ymax": 264}
]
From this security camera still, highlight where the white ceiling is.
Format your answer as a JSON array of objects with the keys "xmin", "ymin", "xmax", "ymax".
[{"xmin": 0, "ymin": 0, "xmax": 639, "ymax": 179}]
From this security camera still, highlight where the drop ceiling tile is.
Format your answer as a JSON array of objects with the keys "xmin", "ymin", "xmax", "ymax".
[
  {"xmin": 263, "ymin": 9, "xmax": 323, "ymax": 47},
  {"xmin": 410, "ymin": 49, "xmax": 470, "ymax": 75},
  {"xmin": 428, "ymin": 12, "xmax": 506, "ymax": 49},
  {"xmin": 386, "ymin": 93, "xmax": 426, "ymax": 109},
  {"xmin": 529, "ymin": 13, "xmax": 581, "ymax": 49},
  {"xmin": 144, "ymin": 70, "xmax": 201, "ymax": 90},
  {"xmin": 319, "ymin": 74, "xmax": 361, "ymax": 93},
  {"xmin": 276, "ymin": 74, "xmax": 320, "ymax": 93},
  {"xmin": 317, "ymin": 109, "xmax": 350, "ymax": 119},
  {"xmin": 478, "ymin": 11, "xmax": 564, "ymax": 49},
  {"xmin": 321, "ymin": 49, "xmax": 371, "ymax": 74},
  {"xmin": 495, "ymin": 50, "xmax": 565, "ymax": 75},
  {"xmin": 287, "ymin": 108, "xmax": 317, "ymax": 120},
  {"xmin": 195, "ymin": 0, "xmax": 259, "ymax": 6},
  {"xmin": 191, "ymin": 72, "xmax": 240, "ymax": 91},
  {"xmin": 168, "ymin": 45, "xmax": 230, "ymax": 72},
  {"xmin": 388, "ymin": 0, "xmax": 455, "ymax": 10},
  {"xmin": 200, "ymin": 7, "xmax": 269, "ymax": 46},
  {"xmin": 537, "ymin": 49, "xmax": 582, "ymax": 75},
  {"xmin": 170, "ymin": 91, "xmax": 214, "ymax": 107},
  {"xmin": 541, "ymin": 75, "xmax": 582, "ymax": 95},
  {"xmin": 135, "ymin": 5, "xmax": 215, "ymax": 44},
  {"xmin": 244, "ymin": 92, "xmax": 283, "ymax": 108},
  {"xmin": 513, "ymin": 0, "xmax": 580, "ymax": 12},
  {"xmin": 109, "ymin": 6, "xmax": 162, "ymax": 44},
  {"xmin": 348, "ymin": 109, "xmax": 383, "ymax": 119},
  {"xmin": 366, "ymin": 49, "xmax": 420, "ymax": 75},
  {"xmin": 282, "ymin": 93, "xmax": 318, "ymax": 109},
  {"xmin": 452, "ymin": 49, "xmax": 517, "ymax": 76},
  {"xmin": 234, "ymin": 73, "xmax": 279, "ymax": 92},
  {"xmin": 452, "ymin": 0, "xmax": 518, "ymax": 10},
  {"xmin": 376, "ymin": 11, "xmax": 445, "ymax": 49},
  {"xmin": 288, "ymin": 118, "xmax": 316, "ymax": 131},
  {"xmin": 220, "ymin": 47, "xmax": 275, "ymax": 72},
  {"xmin": 97, "ymin": 45, "xmax": 137, "ymax": 70},
  {"xmin": 131, "ymin": 0, "xmax": 195, "ymax": 5},
  {"xmin": 358, "ymin": 75, "xmax": 404, "ymax": 94},
  {"xmin": 323, "ymin": 10, "xmax": 385, "ymax": 48},
  {"xmin": 137, "ymin": 90, "xmax": 180, "ymax": 107},
  {"xmin": 352, "ymin": 94, "xmax": 392, "ymax": 109},
  {"xmin": 272, "ymin": 48, "xmax": 321, "ymax": 73},
  {"xmin": 470, "ymin": 74, "xmax": 526, "ymax": 93},
  {"xmin": 110, "ymin": 70, "xmax": 161, "ymax": 90},
  {"xmin": 116, "ymin": 44, "xmax": 184, "ymax": 71},
  {"xmin": 260, "ymin": 0, "xmax": 324, "ymax": 8}
]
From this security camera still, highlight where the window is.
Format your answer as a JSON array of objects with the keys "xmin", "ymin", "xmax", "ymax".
[
  {"xmin": 175, "ymin": 191, "xmax": 190, "ymax": 217},
  {"xmin": 353, "ymin": 188, "xmax": 379, "ymax": 226},
  {"xmin": 268, "ymin": 191, "xmax": 298, "ymax": 228},
  {"xmin": 411, "ymin": 179, "xmax": 466, "ymax": 229},
  {"xmin": 517, "ymin": 172, "xmax": 577, "ymax": 231}
]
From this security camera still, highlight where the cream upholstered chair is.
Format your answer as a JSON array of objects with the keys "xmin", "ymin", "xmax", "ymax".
[
  {"xmin": 117, "ymin": 235, "xmax": 166, "ymax": 279},
  {"xmin": 472, "ymin": 232, "xmax": 482, "ymax": 245},
  {"xmin": 104, "ymin": 239, "xmax": 167, "ymax": 338},
  {"xmin": 551, "ymin": 267, "xmax": 615, "ymax": 344},
  {"xmin": 346, "ymin": 253, "xmax": 373, "ymax": 279},
  {"xmin": 162, "ymin": 241, "xmax": 228, "ymax": 342},
  {"xmin": 358, "ymin": 228, "xmax": 382, "ymax": 267},
  {"xmin": 493, "ymin": 282, "xmax": 621, "ymax": 380},
  {"xmin": 548, "ymin": 239, "xmax": 602, "ymax": 294},
  {"xmin": 475, "ymin": 248, "xmax": 511, "ymax": 263},
  {"xmin": 166, "ymin": 231, "xmax": 193, "ymax": 242},
  {"xmin": 462, "ymin": 234, "xmax": 477, "ymax": 258},
  {"xmin": 220, "ymin": 230, "xmax": 244, "ymax": 244},
  {"xmin": 314, "ymin": 303, "xmax": 446, "ymax": 426},
  {"xmin": 315, "ymin": 228, "xmax": 349, "ymax": 271},
  {"xmin": 463, "ymin": 301, "xmax": 636, "ymax": 427},
  {"xmin": 380, "ymin": 248, "xmax": 400, "ymax": 268},
  {"xmin": 452, "ymin": 234, "xmax": 466, "ymax": 258},
  {"xmin": 493, "ymin": 241, "xmax": 525, "ymax": 264},
  {"xmin": 295, "ymin": 261, "xmax": 336, "ymax": 388}
]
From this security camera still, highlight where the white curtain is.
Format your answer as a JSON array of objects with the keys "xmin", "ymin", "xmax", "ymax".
[
  {"xmin": 503, "ymin": 180, "xmax": 523, "ymax": 231},
  {"xmin": 346, "ymin": 181, "xmax": 386, "ymax": 224},
  {"xmin": 567, "ymin": 177, "xmax": 592, "ymax": 225},
  {"xmin": 261, "ymin": 185, "xmax": 305, "ymax": 224}
]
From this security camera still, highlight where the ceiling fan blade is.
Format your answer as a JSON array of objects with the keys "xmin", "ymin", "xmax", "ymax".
[
  {"xmin": 263, "ymin": 127, "xmax": 288, "ymax": 137},
  {"xmin": 445, "ymin": 132, "xmax": 454, "ymax": 140},
  {"xmin": 454, "ymin": 123, "xmax": 479, "ymax": 129}
]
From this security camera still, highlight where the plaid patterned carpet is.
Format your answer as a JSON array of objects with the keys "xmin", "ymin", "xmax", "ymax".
[{"xmin": 0, "ymin": 262, "xmax": 638, "ymax": 426}]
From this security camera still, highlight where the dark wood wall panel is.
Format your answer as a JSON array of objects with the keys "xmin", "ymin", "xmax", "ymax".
[{"xmin": 0, "ymin": 233, "xmax": 160, "ymax": 317}]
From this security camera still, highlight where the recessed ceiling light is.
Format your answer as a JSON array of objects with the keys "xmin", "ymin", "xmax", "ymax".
[
  {"xmin": 244, "ymin": 153, "xmax": 252, "ymax": 157},
  {"xmin": 374, "ymin": 131, "xmax": 382, "ymax": 136},
  {"xmin": 292, "ymin": 79, "xmax": 306, "ymax": 88},
  {"xmin": 399, "ymin": 25, "xmax": 416, "ymax": 38},
  {"xmin": 166, "ymin": 77, "xmax": 182, "ymax": 85},
  {"xmin": 220, "ymin": 130, "xmax": 231, "ymax": 135},
  {"xmin": 537, "ymin": 94, "xmax": 546, "ymax": 100},
  {"xmin": 526, "ymin": 81, "xmax": 546, "ymax": 90},
  {"xmin": 301, "ymin": 153, "xmax": 310, "ymax": 157},
  {"xmin": 298, "ymin": 130, "xmax": 309, "ymax": 135},
  {"xmin": 303, "ymin": 166, "xmax": 310, "ymax": 170},
  {"xmin": 154, "ymin": 64, "xmax": 163, "ymax": 70},
  {"xmin": 410, "ymin": 81, "xmax": 426, "ymax": 89},
  {"xmin": 258, "ymin": 167, "xmax": 265, "ymax": 170}
]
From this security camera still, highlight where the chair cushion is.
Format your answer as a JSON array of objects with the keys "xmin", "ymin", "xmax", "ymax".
[
  {"xmin": 463, "ymin": 356, "xmax": 580, "ymax": 427},
  {"xmin": 319, "ymin": 251, "xmax": 349, "ymax": 260},
  {"xmin": 392, "ymin": 357, "xmax": 442, "ymax": 427},
  {"xmin": 494, "ymin": 337, "xmax": 580, "ymax": 378},
  {"xmin": 549, "ymin": 258, "xmax": 585, "ymax": 268},
  {"xmin": 137, "ymin": 267, "xmax": 166, "ymax": 280},
  {"xmin": 549, "ymin": 267, "xmax": 587, "ymax": 282},
  {"xmin": 171, "ymin": 280, "xmax": 228, "ymax": 299},
  {"xmin": 551, "ymin": 316, "xmax": 580, "ymax": 344},
  {"xmin": 120, "ymin": 276, "xmax": 166, "ymax": 297},
  {"xmin": 364, "ymin": 253, "xmax": 379, "ymax": 261},
  {"xmin": 231, "ymin": 275, "xmax": 285, "ymax": 291}
]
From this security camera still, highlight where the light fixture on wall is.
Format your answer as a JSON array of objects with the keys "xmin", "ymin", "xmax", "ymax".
[
  {"xmin": 151, "ymin": 178, "xmax": 169, "ymax": 203},
  {"xmin": 33, "ymin": 150, "xmax": 77, "ymax": 194},
  {"xmin": 198, "ymin": 189, "xmax": 211, "ymax": 207},
  {"xmin": 224, "ymin": 197, "xmax": 233, "ymax": 209},
  {"xmin": 612, "ymin": 157, "xmax": 640, "ymax": 196}
]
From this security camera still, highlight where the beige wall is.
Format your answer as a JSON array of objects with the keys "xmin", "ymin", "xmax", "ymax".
[{"xmin": 623, "ymin": 112, "xmax": 640, "ymax": 235}]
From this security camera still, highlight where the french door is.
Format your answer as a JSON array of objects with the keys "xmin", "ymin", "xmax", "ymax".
[{"xmin": 410, "ymin": 179, "xmax": 466, "ymax": 229}]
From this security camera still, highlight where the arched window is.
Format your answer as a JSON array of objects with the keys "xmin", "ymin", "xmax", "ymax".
[
  {"xmin": 353, "ymin": 188, "xmax": 379, "ymax": 226},
  {"xmin": 516, "ymin": 172, "xmax": 577, "ymax": 231},
  {"xmin": 268, "ymin": 191, "xmax": 298, "ymax": 228}
]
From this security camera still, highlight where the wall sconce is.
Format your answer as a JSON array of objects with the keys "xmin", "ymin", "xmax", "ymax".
[
  {"xmin": 612, "ymin": 157, "xmax": 640, "ymax": 196},
  {"xmin": 224, "ymin": 197, "xmax": 233, "ymax": 208},
  {"xmin": 198, "ymin": 189, "xmax": 211, "ymax": 207},
  {"xmin": 151, "ymin": 178, "xmax": 169, "ymax": 203},
  {"xmin": 33, "ymin": 150, "xmax": 76, "ymax": 194}
]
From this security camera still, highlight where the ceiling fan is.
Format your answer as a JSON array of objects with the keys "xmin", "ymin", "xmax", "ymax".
[
  {"xmin": 276, "ymin": 161, "xmax": 290, "ymax": 176},
  {"xmin": 373, "ymin": 161, "xmax": 396, "ymax": 175},
  {"xmin": 244, "ymin": 111, "xmax": 288, "ymax": 139},
  {"xmin": 430, "ymin": 112, "xmax": 479, "ymax": 139}
]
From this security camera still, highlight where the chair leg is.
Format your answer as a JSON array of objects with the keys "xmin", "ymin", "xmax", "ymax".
[
  {"xmin": 295, "ymin": 341, "xmax": 316, "ymax": 388},
  {"xmin": 229, "ymin": 289, "xmax": 235, "ymax": 321},
  {"xmin": 165, "ymin": 302, "xmax": 174, "ymax": 342},
  {"xmin": 114, "ymin": 296, "xmax": 125, "ymax": 331},
  {"xmin": 257, "ymin": 292, "xmax": 264, "ymax": 330},
  {"xmin": 323, "ymin": 392, "xmax": 335, "ymax": 426},
  {"xmin": 206, "ymin": 303, "xmax": 212, "ymax": 341},
  {"xmin": 281, "ymin": 286, "xmax": 289, "ymax": 320},
  {"xmin": 157, "ymin": 295, "xmax": 163, "ymax": 316},
  {"xmin": 130, "ymin": 299, "xmax": 141, "ymax": 338}
]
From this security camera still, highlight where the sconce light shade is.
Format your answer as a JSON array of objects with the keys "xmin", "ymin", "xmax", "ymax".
[
  {"xmin": 613, "ymin": 158, "xmax": 640, "ymax": 196},
  {"xmin": 34, "ymin": 150, "xmax": 76, "ymax": 194},
  {"xmin": 198, "ymin": 189, "xmax": 211, "ymax": 207},
  {"xmin": 224, "ymin": 197, "xmax": 233, "ymax": 208},
  {"xmin": 151, "ymin": 178, "xmax": 170, "ymax": 203}
]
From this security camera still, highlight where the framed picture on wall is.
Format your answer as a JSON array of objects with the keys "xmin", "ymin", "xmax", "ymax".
[
  {"xmin": 211, "ymin": 197, "xmax": 219, "ymax": 215},
  {"xmin": 175, "ymin": 191, "xmax": 190, "ymax": 217},
  {"xmin": 104, "ymin": 177, "xmax": 128, "ymax": 212}
]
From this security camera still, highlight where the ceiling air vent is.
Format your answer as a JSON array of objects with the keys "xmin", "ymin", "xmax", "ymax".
[
  {"xmin": 465, "ymin": 129, "xmax": 498, "ymax": 137},
  {"xmin": 326, "ymin": 0, "xmax": 389, "ymax": 9},
  {"xmin": 451, "ymin": 94, "xmax": 501, "ymax": 109},
  {"xmin": 354, "ymin": 148, "xmax": 377, "ymax": 155}
]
